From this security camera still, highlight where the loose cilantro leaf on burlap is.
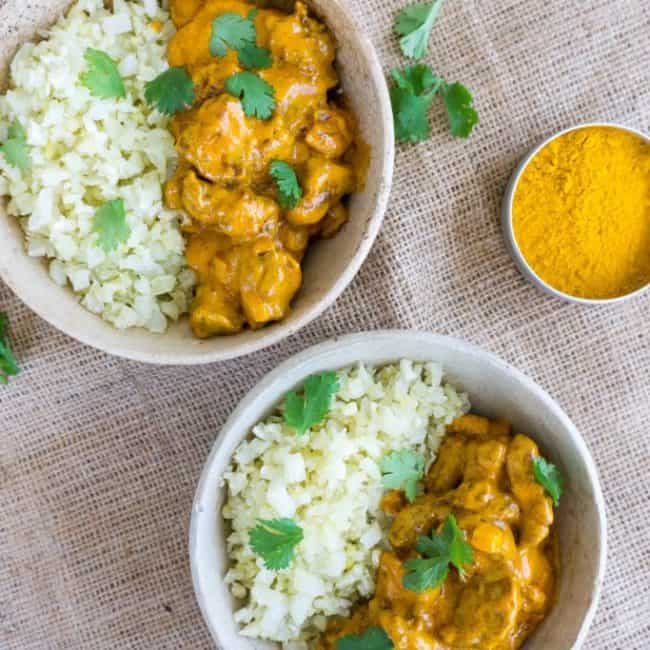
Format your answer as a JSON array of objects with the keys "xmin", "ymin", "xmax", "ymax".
[
  {"xmin": 0, "ymin": 312, "xmax": 20, "ymax": 385},
  {"xmin": 395, "ymin": 0, "xmax": 446, "ymax": 60}
]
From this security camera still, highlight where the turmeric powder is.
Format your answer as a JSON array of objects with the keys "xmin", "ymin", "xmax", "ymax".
[{"xmin": 512, "ymin": 126, "xmax": 650, "ymax": 299}]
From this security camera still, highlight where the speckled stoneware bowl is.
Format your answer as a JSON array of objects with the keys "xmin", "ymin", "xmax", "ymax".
[
  {"xmin": 190, "ymin": 331, "xmax": 607, "ymax": 650},
  {"xmin": 0, "ymin": 1, "xmax": 394, "ymax": 364}
]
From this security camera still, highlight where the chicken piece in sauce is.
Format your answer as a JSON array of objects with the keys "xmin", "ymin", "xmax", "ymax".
[
  {"xmin": 166, "ymin": 0, "xmax": 366, "ymax": 337},
  {"xmin": 319, "ymin": 414, "xmax": 558, "ymax": 650}
]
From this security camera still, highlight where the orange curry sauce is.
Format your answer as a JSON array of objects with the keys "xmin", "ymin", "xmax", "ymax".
[
  {"xmin": 165, "ymin": 0, "xmax": 366, "ymax": 337},
  {"xmin": 319, "ymin": 415, "xmax": 559, "ymax": 650}
]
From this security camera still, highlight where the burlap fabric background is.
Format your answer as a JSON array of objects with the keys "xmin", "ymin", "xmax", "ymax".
[{"xmin": 1, "ymin": 0, "xmax": 649, "ymax": 647}]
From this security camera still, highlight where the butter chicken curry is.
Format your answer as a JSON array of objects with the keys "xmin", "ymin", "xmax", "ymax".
[
  {"xmin": 164, "ymin": 0, "xmax": 366, "ymax": 337},
  {"xmin": 319, "ymin": 414, "xmax": 558, "ymax": 650}
]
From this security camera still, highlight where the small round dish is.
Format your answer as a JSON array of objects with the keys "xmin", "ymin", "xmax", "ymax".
[
  {"xmin": 0, "ymin": 0, "xmax": 394, "ymax": 364},
  {"xmin": 501, "ymin": 122, "xmax": 650, "ymax": 305},
  {"xmin": 190, "ymin": 330, "xmax": 607, "ymax": 650}
]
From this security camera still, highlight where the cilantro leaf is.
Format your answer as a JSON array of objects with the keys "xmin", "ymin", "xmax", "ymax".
[
  {"xmin": 209, "ymin": 11, "xmax": 257, "ymax": 57},
  {"xmin": 80, "ymin": 48, "xmax": 125, "ymax": 99},
  {"xmin": 225, "ymin": 71, "xmax": 276, "ymax": 119},
  {"xmin": 389, "ymin": 65, "xmax": 442, "ymax": 143},
  {"xmin": 442, "ymin": 81, "xmax": 478, "ymax": 138},
  {"xmin": 403, "ymin": 514, "xmax": 473, "ymax": 592},
  {"xmin": 0, "ymin": 119, "xmax": 30, "ymax": 170},
  {"xmin": 395, "ymin": 0, "xmax": 446, "ymax": 60},
  {"xmin": 270, "ymin": 160, "xmax": 302, "ymax": 209},
  {"xmin": 237, "ymin": 42, "xmax": 272, "ymax": 70},
  {"xmin": 145, "ymin": 67, "xmax": 195, "ymax": 115},
  {"xmin": 92, "ymin": 199, "xmax": 129, "ymax": 252},
  {"xmin": 336, "ymin": 626, "xmax": 394, "ymax": 650},
  {"xmin": 532, "ymin": 456, "xmax": 564, "ymax": 506},
  {"xmin": 0, "ymin": 312, "xmax": 20, "ymax": 385},
  {"xmin": 249, "ymin": 518, "xmax": 303, "ymax": 570},
  {"xmin": 284, "ymin": 371, "xmax": 340, "ymax": 436},
  {"xmin": 380, "ymin": 449, "xmax": 425, "ymax": 502}
]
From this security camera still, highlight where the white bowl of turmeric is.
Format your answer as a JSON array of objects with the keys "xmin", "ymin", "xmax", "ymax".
[{"xmin": 502, "ymin": 123, "xmax": 650, "ymax": 304}]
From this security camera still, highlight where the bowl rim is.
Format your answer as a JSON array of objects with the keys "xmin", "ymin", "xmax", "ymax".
[
  {"xmin": 0, "ymin": 0, "xmax": 395, "ymax": 365},
  {"xmin": 501, "ymin": 121, "xmax": 650, "ymax": 305},
  {"xmin": 189, "ymin": 329, "xmax": 608, "ymax": 650}
]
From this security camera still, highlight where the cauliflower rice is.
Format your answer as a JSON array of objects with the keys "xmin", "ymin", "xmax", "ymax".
[
  {"xmin": 0, "ymin": 0, "xmax": 194, "ymax": 332},
  {"xmin": 222, "ymin": 361, "xmax": 469, "ymax": 648}
]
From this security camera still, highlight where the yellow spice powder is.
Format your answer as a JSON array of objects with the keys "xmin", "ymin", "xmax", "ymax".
[{"xmin": 512, "ymin": 126, "xmax": 650, "ymax": 299}]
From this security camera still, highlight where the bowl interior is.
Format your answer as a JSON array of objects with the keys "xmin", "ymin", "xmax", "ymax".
[
  {"xmin": 0, "ymin": 0, "xmax": 393, "ymax": 364},
  {"xmin": 191, "ymin": 331, "xmax": 606, "ymax": 650}
]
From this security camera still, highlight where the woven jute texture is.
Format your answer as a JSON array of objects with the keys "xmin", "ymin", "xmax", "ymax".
[{"xmin": 2, "ymin": 0, "xmax": 649, "ymax": 647}]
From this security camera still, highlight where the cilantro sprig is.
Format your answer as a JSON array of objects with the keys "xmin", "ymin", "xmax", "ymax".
[
  {"xmin": 532, "ymin": 456, "xmax": 564, "ymax": 506},
  {"xmin": 80, "ymin": 48, "xmax": 125, "ymax": 99},
  {"xmin": 390, "ymin": 65, "xmax": 478, "ymax": 142},
  {"xmin": 145, "ymin": 67, "xmax": 195, "ymax": 115},
  {"xmin": 380, "ymin": 449, "xmax": 425, "ymax": 502},
  {"xmin": 0, "ymin": 119, "xmax": 30, "ymax": 170},
  {"xmin": 92, "ymin": 199, "xmax": 130, "ymax": 252},
  {"xmin": 249, "ymin": 518, "xmax": 303, "ymax": 570},
  {"xmin": 225, "ymin": 71, "xmax": 276, "ymax": 119},
  {"xmin": 402, "ymin": 514, "xmax": 474, "ymax": 592},
  {"xmin": 336, "ymin": 626, "xmax": 394, "ymax": 650},
  {"xmin": 270, "ymin": 160, "xmax": 302, "ymax": 209},
  {"xmin": 284, "ymin": 371, "xmax": 340, "ymax": 436},
  {"xmin": 395, "ymin": 0, "xmax": 446, "ymax": 60},
  {"xmin": 210, "ymin": 10, "xmax": 271, "ymax": 70},
  {"xmin": 210, "ymin": 11, "xmax": 257, "ymax": 57},
  {"xmin": 0, "ymin": 312, "xmax": 20, "ymax": 385}
]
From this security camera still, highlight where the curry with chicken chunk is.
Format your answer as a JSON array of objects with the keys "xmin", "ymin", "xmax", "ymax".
[
  {"xmin": 319, "ymin": 414, "xmax": 559, "ymax": 650},
  {"xmin": 165, "ymin": 0, "xmax": 366, "ymax": 337}
]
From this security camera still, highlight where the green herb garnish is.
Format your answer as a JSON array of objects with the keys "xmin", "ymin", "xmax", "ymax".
[
  {"xmin": 80, "ymin": 48, "xmax": 125, "ymax": 99},
  {"xmin": 92, "ymin": 199, "xmax": 129, "ymax": 252},
  {"xmin": 237, "ymin": 42, "xmax": 272, "ymax": 70},
  {"xmin": 0, "ymin": 312, "xmax": 20, "ymax": 385},
  {"xmin": 249, "ymin": 518, "xmax": 303, "ymax": 570},
  {"xmin": 145, "ymin": 67, "xmax": 195, "ymax": 115},
  {"xmin": 225, "ymin": 71, "xmax": 276, "ymax": 119},
  {"xmin": 403, "ymin": 514, "xmax": 474, "ymax": 592},
  {"xmin": 395, "ymin": 0, "xmax": 446, "ymax": 60},
  {"xmin": 270, "ymin": 160, "xmax": 302, "ymax": 209},
  {"xmin": 284, "ymin": 371, "xmax": 340, "ymax": 436},
  {"xmin": 390, "ymin": 65, "xmax": 478, "ymax": 142},
  {"xmin": 0, "ymin": 119, "xmax": 30, "ymax": 170},
  {"xmin": 380, "ymin": 449, "xmax": 425, "ymax": 502},
  {"xmin": 210, "ymin": 11, "xmax": 257, "ymax": 57},
  {"xmin": 441, "ymin": 81, "xmax": 479, "ymax": 138},
  {"xmin": 390, "ymin": 65, "xmax": 441, "ymax": 143},
  {"xmin": 210, "ymin": 10, "xmax": 271, "ymax": 70},
  {"xmin": 532, "ymin": 456, "xmax": 564, "ymax": 506},
  {"xmin": 336, "ymin": 626, "xmax": 394, "ymax": 650}
]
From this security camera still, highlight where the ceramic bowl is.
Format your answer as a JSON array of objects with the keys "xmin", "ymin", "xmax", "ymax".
[
  {"xmin": 501, "ymin": 122, "xmax": 650, "ymax": 305},
  {"xmin": 190, "ymin": 330, "xmax": 607, "ymax": 650},
  {"xmin": 0, "ymin": 0, "xmax": 394, "ymax": 364}
]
